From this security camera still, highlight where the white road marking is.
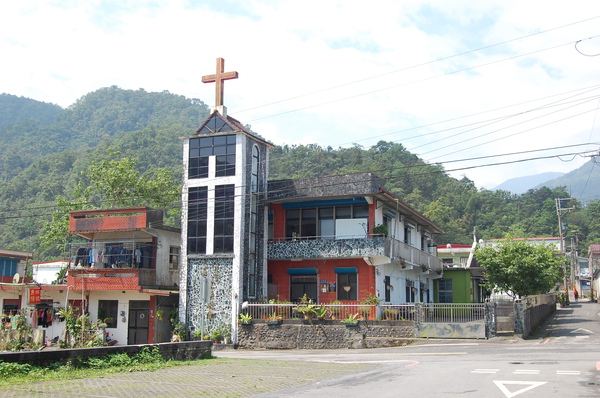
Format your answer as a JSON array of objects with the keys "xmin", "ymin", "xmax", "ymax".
[
  {"xmin": 513, "ymin": 370, "xmax": 540, "ymax": 375},
  {"xmin": 472, "ymin": 369, "xmax": 499, "ymax": 374},
  {"xmin": 556, "ymin": 370, "xmax": 580, "ymax": 375},
  {"xmin": 571, "ymin": 328, "xmax": 594, "ymax": 334},
  {"xmin": 494, "ymin": 381, "xmax": 547, "ymax": 397}
]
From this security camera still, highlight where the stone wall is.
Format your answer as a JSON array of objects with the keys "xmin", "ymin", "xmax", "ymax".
[{"xmin": 237, "ymin": 320, "xmax": 415, "ymax": 349}]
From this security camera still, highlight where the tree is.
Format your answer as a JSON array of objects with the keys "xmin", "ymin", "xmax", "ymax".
[
  {"xmin": 475, "ymin": 237, "xmax": 563, "ymax": 298},
  {"xmin": 41, "ymin": 152, "xmax": 180, "ymax": 248}
]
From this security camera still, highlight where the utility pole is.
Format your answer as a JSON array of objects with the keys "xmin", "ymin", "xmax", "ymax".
[{"xmin": 556, "ymin": 198, "xmax": 574, "ymax": 300}]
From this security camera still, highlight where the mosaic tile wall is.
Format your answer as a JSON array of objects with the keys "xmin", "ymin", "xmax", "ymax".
[
  {"xmin": 268, "ymin": 237, "xmax": 386, "ymax": 259},
  {"xmin": 186, "ymin": 257, "xmax": 233, "ymax": 335}
]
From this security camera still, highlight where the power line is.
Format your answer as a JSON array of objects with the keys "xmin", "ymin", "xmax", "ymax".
[
  {"xmin": 235, "ymin": 16, "xmax": 600, "ymax": 116},
  {"xmin": 1, "ymin": 144, "xmax": 596, "ymax": 222}
]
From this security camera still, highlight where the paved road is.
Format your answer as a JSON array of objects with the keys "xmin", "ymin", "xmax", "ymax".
[
  {"xmin": 220, "ymin": 300, "xmax": 600, "ymax": 397},
  {"xmin": 2, "ymin": 300, "xmax": 599, "ymax": 397}
]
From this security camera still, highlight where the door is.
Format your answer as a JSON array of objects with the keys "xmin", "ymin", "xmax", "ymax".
[
  {"xmin": 128, "ymin": 300, "xmax": 150, "ymax": 344},
  {"xmin": 290, "ymin": 275, "xmax": 318, "ymax": 303},
  {"xmin": 495, "ymin": 300, "xmax": 515, "ymax": 333}
]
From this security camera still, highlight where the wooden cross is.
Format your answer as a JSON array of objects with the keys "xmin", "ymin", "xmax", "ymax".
[{"xmin": 202, "ymin": 58, "xmax": 238, "ymax": 107}]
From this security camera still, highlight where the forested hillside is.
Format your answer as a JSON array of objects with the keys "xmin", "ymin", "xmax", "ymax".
[{"xmin": 0, "ymin": 87, "xmax": 595, "ymax": 261}]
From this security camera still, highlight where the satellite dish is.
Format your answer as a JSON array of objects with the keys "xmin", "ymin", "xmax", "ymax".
[{"xmin": 12, "ymin": 273, "xmax": 20, "ymax": 283}]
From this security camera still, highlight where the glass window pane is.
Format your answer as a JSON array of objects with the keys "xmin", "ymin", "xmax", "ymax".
[
  {"xmin": 319, "ymin": 207, "xmax": 333, "ymax": 219},
  {"xmin": 353, "ymin": 205, "xmax": 369, "ymax": 218},
  {"xmin": 199, "ymin": 137, "xmax": 213, "ymax": 147},
  {"xmin": 214, "ymin": 136, "xmax": 227, "ymax": 145},
  {"xmin": 214, "ymin": 145, "xmax": 227, "ymax": 155},
  {"xmin": 335, "ymin": 207, "xmax": 351, "ymax": 219}
]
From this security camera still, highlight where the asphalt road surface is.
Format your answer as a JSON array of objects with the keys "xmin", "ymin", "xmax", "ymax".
[{"xmin": 217, "ymin": 299, "xmax": 600, "ymax": 397}]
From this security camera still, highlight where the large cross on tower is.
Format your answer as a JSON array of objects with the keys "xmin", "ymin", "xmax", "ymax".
[{"xmin": 202, "ymin": 58, "xmax": 238, "ymax": 109}]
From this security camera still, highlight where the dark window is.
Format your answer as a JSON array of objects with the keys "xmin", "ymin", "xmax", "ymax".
[
  {"xmin": 169, "ymin": 246, "xmax": 179, "ymax": 269},
  {"xmin": 337, "ymin": 273, "xmax": 357, "ymax": 301},
  {"xmin": 188, "ymin": 135, "xmax": 236, "ymax": 179},
  {"xmin": 438, "ymin": 279, "xmax": 453, "ymax": 303},
  {"xmin": 187, "ymin": 187, "xmax": 208, "ymax": 254},
  {"xmin": 384, "ymin": 276, "xmax": 391, "ymax": 302},
  {"xmin": 214, "ymin": 184, "xmax": 235, "ymax": 253},
  {"xmin": 98, "ymin": 300, "xmax": 118, "ymax": 328},
  {"xmin": 284, "ymin": 205, "xmax": 368, "ymax": 239},
  {"xmin": 290, "ymin": 275, "xmax": 318, "ymax": 303}
]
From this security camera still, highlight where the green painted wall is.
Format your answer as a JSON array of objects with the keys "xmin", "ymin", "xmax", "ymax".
[{"xmin": 434, "ymin": 268, "xmax": 472, "ymax": 303}]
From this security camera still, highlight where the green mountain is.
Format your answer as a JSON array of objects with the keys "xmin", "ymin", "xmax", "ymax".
[
  {"xmin": 0, "ymin": 87, "xmax": 592, "ymax": 260},
  {"xmin": 534, "ymin": 160, "xmax": 600, "ymax": 203}
]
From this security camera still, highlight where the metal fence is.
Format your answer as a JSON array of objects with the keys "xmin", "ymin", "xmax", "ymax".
[
  {"xmin": 243, "ymin": 303, "xmax": 416, "ymax": 321},
  {"xmin": 418, "ymin": 303, "xmax": 486, "ymax": 323},
  {"xmin": 244, "ymin": 302, "xmax": 488, "ymax": 324}
]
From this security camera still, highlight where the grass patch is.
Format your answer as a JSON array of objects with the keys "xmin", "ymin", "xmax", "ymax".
[{"xmin": 0, "ymin": 347, "xmax": 208, "ymax": 387}]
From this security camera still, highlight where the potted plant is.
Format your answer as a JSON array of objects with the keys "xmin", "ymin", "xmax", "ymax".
[
  {"xmin": 239, "ymin": 313, "xmax": 252, "ymax": 325},
  {"xmin": 294, "ymin": 294, "xmax": 318, "ymax": 320},
  {"xmin": 315, "ymin": 305, "xmax": 328, "ymax": 320},
  {"xmin": 221, "ymin": 323, "xmax": 232, "ymax": 344},
  {"xmin": 210, "ymin": 329, "xmax": 223, "ymax": 343},
  {"xmin": 329, "ymin": 300, "xmax": 343, "ymax": 320},
  {"xmin": 341, "ymin": 313, "xmax": 362, "ymax": 326},
  {"xmin": 193, "ymin": 329, "xmax": 204, "ymax": 340},
  {"xmin": 383, "ymin": 308, "xmax": 399, "ymax": 320},
  {"xmin": 373, "ymin": 224, "xmax": 388, "ymax": 237},
  {"xmin": 360, "ymin": 292, "xmax": 383, "ymax": 320},
  {"xmin": 265, "ymin": 313, "xmax": 282, "ymax": 325}
]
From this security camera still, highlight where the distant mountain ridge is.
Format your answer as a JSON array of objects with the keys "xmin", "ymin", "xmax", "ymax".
[
  {"xmin": 534, "ymin": 160, "xmax": 600, "ymax": 203},
  {"xmin": 493, "ymin": 172, "xmax": 565, "ymax": 194}
]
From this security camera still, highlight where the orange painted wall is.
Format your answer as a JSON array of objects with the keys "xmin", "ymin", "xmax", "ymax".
[
  {"xmin": 271, "ymin": 203, "xmax": 285, "ymax": 240},
  {"xmin": 268, "ymin": 258, "xmax": 376, "ymax": 303}
]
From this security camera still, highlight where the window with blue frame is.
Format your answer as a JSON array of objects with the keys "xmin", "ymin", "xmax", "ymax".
[{"xmin": 0, "ymin": 257, "xmax": 18, "ymax": 277}]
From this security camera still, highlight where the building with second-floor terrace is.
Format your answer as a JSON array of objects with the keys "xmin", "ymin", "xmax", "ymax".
[
  {"xmin": 67, "ymin": 207, "xmax": 180, "ymax": 345},
  {"xmin": 267, "ymin": 173, "xmax": 444, "ymax": 305}
]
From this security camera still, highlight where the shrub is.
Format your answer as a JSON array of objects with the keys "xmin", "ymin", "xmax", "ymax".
[{"xmin": 0, "ymin": 361, "xmax": 33, "ymax": 377}]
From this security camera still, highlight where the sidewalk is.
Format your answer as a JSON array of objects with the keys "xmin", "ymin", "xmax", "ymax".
[{"xmin": 0, "ymin": 356, "xmax": 376, "ymax": 397}]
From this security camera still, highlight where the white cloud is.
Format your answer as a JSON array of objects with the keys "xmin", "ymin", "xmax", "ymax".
[{"xmin": 1, "ymin": 0, "xmax": 599, "ymax": 190}]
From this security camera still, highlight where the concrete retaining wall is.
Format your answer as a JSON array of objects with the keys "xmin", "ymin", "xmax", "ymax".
[
  {"xmin": 237, "ymin": 320, "xmax": 415, "ymax": 349},
  {"xmin": 0, "ymin": 341, "xmax": 213, "ymax": 366}
]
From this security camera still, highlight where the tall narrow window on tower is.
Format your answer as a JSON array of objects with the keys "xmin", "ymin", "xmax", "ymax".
[
  {"xmin": 187, "ymin": 187, "xmax": 208, "ymax": 254},
  {"xmin": 188, "ymin": 135, "xmax": 236, "ymax": 179},
  {"xmin": 214, "ymin": 184, "xmax": 235, "ymax": 253},
  {"xmin": 248, "ymin": 145, "xmax": 260, "ymax": 297}
]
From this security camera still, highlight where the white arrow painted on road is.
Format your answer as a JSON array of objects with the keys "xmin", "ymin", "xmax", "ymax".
[
  {"xmin": 570, "ymin": 328, "xmax": 594, "ymax": 334},
  {"xmin": 494, "ymin": 381, "xmax": 547, "ymax": 397}
]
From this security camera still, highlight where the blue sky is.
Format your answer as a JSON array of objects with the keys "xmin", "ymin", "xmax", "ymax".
[{"xmin": 1, "ymin": 1, "xmax": 600, "ymax": 191}]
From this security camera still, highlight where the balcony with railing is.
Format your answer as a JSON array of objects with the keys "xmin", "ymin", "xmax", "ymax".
[{"xmin": 268, "ymin": 235, "xmax": 442, "ymax": 273}]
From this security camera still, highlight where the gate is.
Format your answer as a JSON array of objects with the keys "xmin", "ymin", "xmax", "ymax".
[
  {"xmin": 414, "ymin": 303, "xmax": 487, "ymax": 339},
  {"xmin": 495, "ymin": 300, "xmax": 515, "ymax": 333}
]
